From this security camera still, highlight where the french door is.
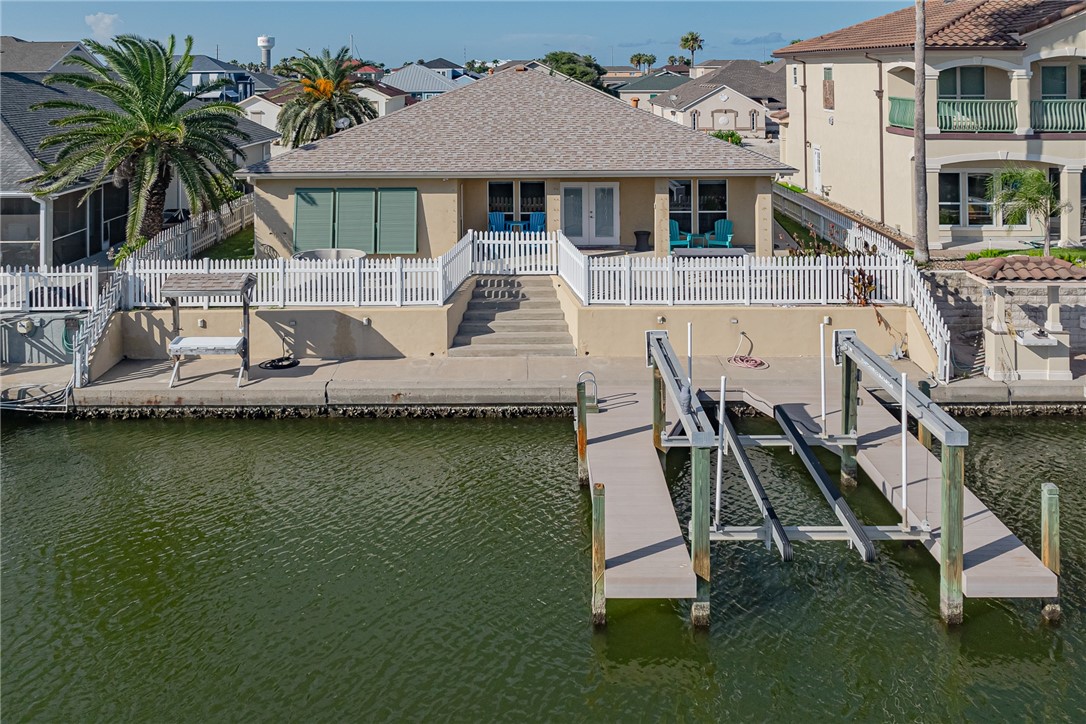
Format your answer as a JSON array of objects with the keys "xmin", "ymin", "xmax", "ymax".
[{"xmin": 561, "ymin": 182, "xmax": 620, "ymax": 246}]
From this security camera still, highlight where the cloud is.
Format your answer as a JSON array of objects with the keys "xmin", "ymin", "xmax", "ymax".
[
  {"xmin": 84, "ymin": 12, "xmax": 120, "ymax": 42},
  {"xmin": 732, "ymin": 32, "xmax": 785, "ymax": 46}
]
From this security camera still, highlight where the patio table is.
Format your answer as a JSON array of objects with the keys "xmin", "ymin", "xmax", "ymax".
[{"xmin": 507, "ymin": 221, "xmax": 527, "ymax": 232}]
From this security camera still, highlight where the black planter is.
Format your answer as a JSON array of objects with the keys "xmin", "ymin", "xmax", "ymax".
[{"xmin": 633, "ymin": 230, "xmax": 652, "ymax": 252}]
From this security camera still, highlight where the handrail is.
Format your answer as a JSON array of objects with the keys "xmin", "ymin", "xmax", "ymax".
[
  {"xmin": 936, "ymin": 99, "xmax": 1016, "ymax": 133},
  {"xmin": 1031, "ymin": 99, "xmax": 1086, "ymax": 132}
]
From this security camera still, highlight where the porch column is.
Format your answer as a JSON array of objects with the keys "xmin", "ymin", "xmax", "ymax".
[
  {"xmin": 653, "ymin": 178, "xmax": 670, "ymax": 256},
  {"xmin": 1045, "ymin": 285, "xmax": 1063, "ymax": 332},
  {"xmin": 991, "ymin": 285, "xmax": 1008, "ymax": 333},
  {"xmin": 1059, "ymin": 166, "xmax": 1083, "ymax": 247},
  {"xmin": 545, "ymin": 180, "xmax": 561, "ymax": 234},
  {"xmin": 924, "ymin": 71, "xmax": 941, "ymax": 136},
  {"xmin": 35, "ymin": 196, "xmax": 53, "ymax": 268},
  {"xmin": 754, "ymin": 176, "xmax": 773, "ymax": 257},
  {"xmin": 926, "ymin": 168, "xmax": 942, "ymax": 248},
  {"xmin": 1010, "ymin": 70, "xmax": 1032, "ymax": 135}
]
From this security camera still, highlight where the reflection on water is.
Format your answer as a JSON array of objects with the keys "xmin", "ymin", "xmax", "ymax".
[{"xmin": 2, "ymin": 414, "xmax": 1084, "ymax": 719}]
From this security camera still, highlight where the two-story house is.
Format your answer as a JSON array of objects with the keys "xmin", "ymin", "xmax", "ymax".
[
  {"xmin": 651, "ymin": 60, "xmax": 786, "ymax": 138},
  {"xmin": 774, "ymin": 0, "xmax": 1085, "ymax": 249},
  {"xmin": 178, "ymin": 56, "xmax": 258, "ymax": 101}
]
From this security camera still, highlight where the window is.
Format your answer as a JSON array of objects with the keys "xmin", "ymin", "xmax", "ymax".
[
  {"xmin": 102, "ymin": 182, "xmax": 128, "ymax": 247},
  {"xmin": 488, "ymin": 182, "xmax": 515, "ymax": 222},
  {"xmin": 697, "ymin": 180, "xmax": 727, "ymax": 233},
  {"xmin": 1041, "ymin": 66, "xmax": 1067, "ymax": 100},
  {"xmin": 1080, "ymin": 65, "xmax": 1086, "ymax": 100},
  {"xmin": 376, "ymin": 188, "xmax": 417, "ymax": 253},
  {"xmin": 293, "ymin": 187, "xmax": 416, "ymax": 254},
  {"xmin": 938, "ymin": 67, "xmax": 985, "ymax": 99},
  {"xmin": 792, "ymin": 66, "xmax": 798, "ymax": 87},
  {"xmin": 938, "ymin": 173, "xmax": 961, "ymax": 225},
  {"xmin": 668, "ymin": 179, "xmax": 693, "ymax": 233},
  {"xmin": 52, "ymin": 191, "xmax": 88, "ymax": 265},
  {"xmin": 518, "ymin": 181, "xmax": 545, "ymax": 221},
  {"xmin": 822, "ymin": 65, "xmax": 834, "ymax": 110},
  {"xmin": 1, "ymin": 197, "xmax": 41, "ymax": 267},
  {"xmin": 966, "ymin": 173, "xmax": 992, "ymax": 226}
]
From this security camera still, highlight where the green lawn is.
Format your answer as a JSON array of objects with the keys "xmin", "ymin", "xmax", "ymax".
[
  {"xmin": 198, "ymin": 227, "xmax": 254, "ymax": 260},
  {"xmin": 773, "ymin": 210, "xmax": 822, "ymax": 246},
  {"xmin": 964, "ymin": 247, "xmax": 1086, "ymax": 262}
]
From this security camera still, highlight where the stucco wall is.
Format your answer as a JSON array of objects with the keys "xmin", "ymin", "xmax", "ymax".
[
  {"xmin": 652, "ymin": 86, "xmax": 771, "ymax": 137},
  {"xmin": 88, "ymin": 314, "xmax": 124, "ymax": 381}
]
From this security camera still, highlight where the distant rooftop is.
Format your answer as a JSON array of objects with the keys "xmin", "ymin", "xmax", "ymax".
[{"xmin": 0, "ymin": 36, "xmax": 100, "ymax": 72}]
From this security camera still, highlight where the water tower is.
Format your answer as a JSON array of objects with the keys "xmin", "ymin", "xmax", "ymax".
[{"xmin": 257, "ymin": 35, "xmax": 275, "ymax": 70}]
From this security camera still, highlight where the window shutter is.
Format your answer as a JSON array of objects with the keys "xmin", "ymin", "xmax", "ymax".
[
  {"xmin": 294, "ymin": 188, "xmax": 334, "ymax": 251},
  {"xmin": 335, "ymin": 189, "xmax": 376, "ymax": 252},
  {"xmin": 822, "ymin": 79, "xmax": 834, "ymax": 110},
  {"xmin": 376, "ymin": 188, "xmax": 418, "ymax": 254}
]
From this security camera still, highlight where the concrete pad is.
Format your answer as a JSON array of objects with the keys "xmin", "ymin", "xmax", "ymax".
[{"xmin": 1, "ymin": 363, "xmax": 72, "ymax": 400}]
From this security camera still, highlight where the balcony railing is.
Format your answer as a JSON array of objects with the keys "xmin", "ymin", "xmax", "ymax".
[
  {"xmin": 888, "ymin": 97, "xmax": 1017, "ymax": 132},
  {"xmin": 1031, "ymin": 100, "xmax": 1086, "ymax": 132}
]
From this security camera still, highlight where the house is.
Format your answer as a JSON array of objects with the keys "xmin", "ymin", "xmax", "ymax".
[
  {"xmin": 177, "ymin": 55, "xmax": 259, "ymax": 101},
  {"xmin": 0, "ymin": 72, "xmax": 279, "ymax": 267},
  {"xmin": 657, "ymin": 64, "xmax": 692, "ymax": 76},
  {"xmin": 348, "ymin": 63, "xmax": 385, "ymax": 82},
  {"xmin": 237, "ymin": 65, "xmax": 792, "ymax": 260},
  {"xmin": 354, "ymin": 81, "xmax": 410, "ymax": 116},
  {"xmin": 0, "ymin": 36, "xmax": 102, "ymax": 72},
  {"xmin": 650, "ymin": 60, "xmax": 786, "ymax": 137},
  {"xmin": 382, "ymin": 63, "xmax": 461, "ymax": 99},
  {"xmin": 773, "ymin": 0, "xmax": 1085, "ymax": 248},
  {"xmin": 420, "ymin": 57, "xmax": 471, "ymax": 80},
  {"xmin": 248, "ymin": 70, "xmax": 282, "ymax": 94},
  {"xmin": 601, "ymin": 65, "xmax": 643, "ymax": 87},
  {"xmin": 614, "ymin": 71, "xmax": 690, "ymax": 109}
]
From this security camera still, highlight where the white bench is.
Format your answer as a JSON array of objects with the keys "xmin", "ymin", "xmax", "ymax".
[{"xmin": 168, "ymin": 335, "xmax": 246, "ymax": 388}]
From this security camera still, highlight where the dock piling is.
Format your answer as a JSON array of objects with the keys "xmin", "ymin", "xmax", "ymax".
[
  {"xmin": 917, "ymin": 379, "xmax": 933, "ymax": 449},
  {"xmin": 652, "ymin": 361, "xmax": 666, "ymax": 452},
  {"xmin": 940, "ymin": 445, "xmax": 965, "ymax": 624},
  {"xmin": 840, "ymin": 355, "xmax": 859, "ymax": 487},
  {"xmin": 1041, "ymin": 483, "xmax": 1061, "ymax": 622},
  {"xmin": 577, "ymin": 381, "xmax": 589, "ymax": 483},
  {"xmin": 591, "ymin": 483, "xmax": 606, "ymax": 626},
  {"xmin": 691, "ymin": 445, "xmax": 711, "ymax": 627}
]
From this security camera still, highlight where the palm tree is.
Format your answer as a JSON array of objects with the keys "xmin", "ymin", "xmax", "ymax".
[
  {"xmin": 277, "ymin": 46, "xmax": 377, "ymax": 149},
  {"xmin": 912, "ymin": 0, "xmax": 929, "ymax": 263},
  {"xmin": 680, "ymin": 32, "xmax": 704, "ymax": 68},
  {"xmin": 667, "ymin": 55, "xmax": 678, "ymax": 66},
  {"xmin": 987, "ymin": 167, "xmax": 1070, "ymax": 256},
  {"xmin": 629, "ymin": 52, "xmax": 645, "ymax": 71},
  {"xmin": 25, "ymin": 34, "xmax": 248, "ymax": 243},
  {"xmin": 643, "ymin": 54, "xmax": 657, "ymax": 73},
  {"xmin": 583, "ymin": 54, "xmax": 598, "ymax": 65}
]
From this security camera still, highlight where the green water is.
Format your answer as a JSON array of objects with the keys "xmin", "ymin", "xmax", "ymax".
[{"xmin": 2, "ymin": 414, "xmax": 1084, "ymax": 720}]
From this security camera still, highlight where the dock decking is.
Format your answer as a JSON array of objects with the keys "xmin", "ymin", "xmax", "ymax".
[{"xmin": 586, "ymin": 387, "xmax": 696, "ymax": 599}]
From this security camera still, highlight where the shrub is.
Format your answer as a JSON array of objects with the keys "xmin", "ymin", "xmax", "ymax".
[{"xmin": 709, "ymin": 129, "xmax": 743, "ymax": 145}]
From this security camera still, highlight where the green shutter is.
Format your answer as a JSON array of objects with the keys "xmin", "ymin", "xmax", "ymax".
[
  {"xmin": 376, "ymin": 188, "xmax": 418, "ymax": 254},
  {"xmin": 294, "ymin": 188, "xmax": 334, "ymax": 252},
  {"xmin": 335, "ymin": 189, "xmax": 376, "ymax": 252}
]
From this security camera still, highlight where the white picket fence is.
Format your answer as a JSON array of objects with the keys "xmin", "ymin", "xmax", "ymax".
[
  {"xmin": 0, "ymin": 265, "xmax": 99, "ymax": 311},
  {"xmin": 129, "ymin": 194, "xmax": 254, "ymax": 261},
  {"xmin": 773, "ymin": 184, "xmax": 951, "ymax": 381}
]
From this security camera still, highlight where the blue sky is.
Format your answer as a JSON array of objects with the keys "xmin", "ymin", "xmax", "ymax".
[{"xmin": 2, "ymin": 1, "xmax": 907, "ymax": 66}]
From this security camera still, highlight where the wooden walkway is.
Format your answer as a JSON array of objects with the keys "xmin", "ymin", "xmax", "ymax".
[
  {"xmin": 586, "ymin": 387, "xmax": 697, "ymax": 599},
  {"xmin": 737, "ymin": 378, "xmax": 1057, "ymax": 599}
]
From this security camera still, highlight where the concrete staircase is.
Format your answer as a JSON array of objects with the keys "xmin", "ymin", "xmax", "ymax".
[
  {"xmin": 925, "ymin": 270, "xmax": 985, "ymax": 377},
  {"xmin": 448, "ymin": 276, "xmax": 575, "ymax": 357}
]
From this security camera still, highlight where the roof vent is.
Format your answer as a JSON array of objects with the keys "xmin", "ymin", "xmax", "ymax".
[{"xmin": 515, "ymin": 64, "xmax": 527, "ymax": 72}]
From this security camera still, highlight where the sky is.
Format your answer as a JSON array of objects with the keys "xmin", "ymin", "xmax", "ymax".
[{"xmin": 1, "ymin": 1, "xmax": 908, "ymax": 67}]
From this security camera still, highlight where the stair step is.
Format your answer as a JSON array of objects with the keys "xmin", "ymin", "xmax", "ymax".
[
  {"xmin": 474, "ymin": 276, "xmax": 554, "ymax": 288},
  {"xmin": 453, "ymin": 331, "xmax": 573, "ymax": 346},
  {"xmin": 459, "ymin": 320, "xmax": 570, "ymax": 333},
  {"xmin": 447, "ymin": 343, "xmax": 577, "ymax": 357},
  {"xmin": 462, "ymin": 308, "xmax": 566, "ymax": 321},
  {"xmin": 471, "ymin": 288, "xmax": 552, "ymax": 301},
  {"xmin": 466, "ymin": 299, "xmax": 562, "ymax": 310}
]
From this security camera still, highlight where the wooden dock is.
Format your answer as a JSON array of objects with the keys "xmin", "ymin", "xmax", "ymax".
[
  {"xmin": 737, "ymin": 378, "xmax": 1057, "ymax": 599},
  {"xmin": 585, "ymin": 386, "xmax": 697, "ymax": 599}
]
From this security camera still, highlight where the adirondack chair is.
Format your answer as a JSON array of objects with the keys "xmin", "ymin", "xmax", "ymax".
[
  {"xmin": 669, "ymin": 219, "xmax": 691, "ymax": 250},
  {"xmin": 708, "ymin": 219, "xmax": 733, "ymax": 248},
  {"xmin": 488, "ymin": 212, "xmax": 507, "ymax": 232},
  {"xmin": 527, "ymin": 212, "xmax": 546, "ymax": 233}
]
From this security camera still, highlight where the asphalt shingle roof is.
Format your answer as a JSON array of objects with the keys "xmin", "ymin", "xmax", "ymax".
[
  {"xmin": 421, "ymin": 57, "xmax": 462, "ymax": 70},
  {"xmin": 382, "ymin": 63, "xmax": 459, "ymax": 94},
  {"xmin": 614, "ymin": 73, "xmax": 691, "ymax": 94},
  {"xmin": 775, "ymin": 0, "xmax": 1084, "ymax": 55},
  {"xmin": 179, "ymin": 55, "xmax": 248, "ymax": 73},
  {"xmin": 0, "ymin": 36, "xmax": 100, "ymax": 72},
  {"xmin": 1, "ymin": 72, "xmax": 279, "ymax": 191},
  {"xmin": 242, "ymin": 67, "xmax": 793, "ymax": 178},
  {"xmin": 653, "ymin": 60, "xmax": 786, "ymax": 110}
]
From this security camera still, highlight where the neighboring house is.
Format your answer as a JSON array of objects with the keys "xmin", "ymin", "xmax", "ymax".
[
  {"xmin": 1, "ymin": 72, "xmax": 278, "ymax": 267},
  {"xmin": 177, "ymin": 55, "xmax": 258, "ymax": 101},
  {"xmin": 420, "ymin": 57, "xmax": 471, "ymax": 80},
  {"xmin": 614, "ymin": 71, "xmax": 690, "ymax": 109},
  {"xmin": 601, "ymin": 65, "xmax": 643, "ymax": 88},
  {"xmin": 248, "ymin": 71, "xmax": 282, "ymax": 94},
  {"xmin": 492, "ymin": 59, "xmax": 545, "ymax": 73},
  {"xmin": 383, "ymin": 63, "xmax": 461, "ymax": 99},
  {"xmin": 773, "ymin": 0, "xmax": 1085, "ymax": 248},
  {"xmin": 0, "ymin": 36, "xmax": 102, "ymax": 72},
  {"xmin": 237, "ymin": 66, "xmax": 792, "ymax": 260},
  {"xmin": 350, "ymin": 64, "xmax": 385, "ymax": 82},
  {"xmin": 657, "ymin": 64, "xmax": 692, "ymax": 76},
  {"xmin": 651, "ymin": 60, "xmax": 786, "ymax": 137},
  {"xmin": 355, "ymin": 81, "xmax": 410, "ymax": 116}
]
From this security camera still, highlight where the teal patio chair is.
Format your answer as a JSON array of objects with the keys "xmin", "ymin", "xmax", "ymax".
[
  {"xmin": 488, "ymin": 212, "xmax": 507, "ymax": 232},
  {"xmin": 669, "ymin": 219, "xmax": 692, "ymax": 250},
  {"xmin": 527, "ymin": 212, "xmax": 546, "ymax": 233},
  {"xmin": 708, "ymin": 219, "xmax": 733, "ymax": 248}
]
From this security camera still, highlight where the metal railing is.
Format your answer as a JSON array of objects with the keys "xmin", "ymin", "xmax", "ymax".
[
  {"xmin": 887, "ymin": 97, "xmax": 1018, "ymax": 133},
  {"xmin": 888, "ymin": 96, "xmax": 915, "ymax": 129},
  {"xmin": 1031, "ymin": 99, "xmax": 1086, "ymax": 132}
]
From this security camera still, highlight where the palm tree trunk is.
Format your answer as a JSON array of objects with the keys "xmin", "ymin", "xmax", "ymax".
[
  {"xmin": 913, "ymin": 0, "xmax": 929, "ymax": 263},
  {"xmin": 1043, "ymin": 213, "xmax": 1052, "ymax": 257},
  {"xmin": 137, "ymin": 165, "xmax": 173, "ymax": 240}
]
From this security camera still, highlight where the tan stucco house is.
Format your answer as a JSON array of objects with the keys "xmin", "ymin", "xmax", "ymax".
[
  {"xmin": 238, "ymin": 65, "xmax": 793, "ymax": 258},
  {"xmin": 651, "ymin": 60, "xmax": 786, "ymax": 138},
  {"xmin": 774, "ymin": 0, "xmax": 1085, "ymax": 249}
]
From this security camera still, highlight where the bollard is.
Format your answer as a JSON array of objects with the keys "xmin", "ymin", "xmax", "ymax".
[
  {"xmin": 591, "ymin": 483, "xmax": 606, "ymax": 626},
  {"xmin": 940, "ymin": 445, "xmax": 965, "ymax": 625},
  {"xmin": 1041, "ymin": 483, "xmax": 1061, "ymax": 622},
  {"xmin": 576, "ymin": 381, "xmax": 589, "ymax": 483}
]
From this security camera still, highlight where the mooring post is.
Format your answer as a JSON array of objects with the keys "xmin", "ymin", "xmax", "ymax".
[
  {"xmin": 591, "ymin": 483, "xmax": 606, "ymax": 626},
  {"xmin": 840, "ymin": 354, "xmax": 860, "ymax": 487},
  {"xmin": 917, "ymin": 379, "xmax": 933, "ymax": 449},
  {"xmin": 691, "ymin": 445, "xmax": 711, "ymax": 627},
  {"xmin": 940, "ymin": 445, "xmax": 965, "ymax": 624},
  {"xmin": 652, "ymin": 361, "xmax": 666, "ymax": 452},
  {"xmin": 576, "ymin": 381, "xmax": 589, "ymax": 483},
  {"xmin": 1041, "ymin": 483, "xmax": 1061, "ymax": 622}
]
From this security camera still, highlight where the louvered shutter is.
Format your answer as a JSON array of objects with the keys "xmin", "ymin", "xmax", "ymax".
[
  {"xmin": 335, "ymin": 189, "xmax": 376, "ymax": 252},
  {"xmin": 293, "ymin": 188, "xmax": 334, "ymax": 251},
  {"xmin": 376, "ymin": 188, "xmax": 418, "ymax": 254}
]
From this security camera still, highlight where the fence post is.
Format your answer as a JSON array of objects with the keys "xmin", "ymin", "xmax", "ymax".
[
  {"xmin": 437, "ymin": 252, "xmax": 446, "ymax": 303},
  {"xmin": 624, "ymin": 255, "xmax": 633, "ymax": 306},
  {"xmin": 820, "ymin": 255, "xmax": 828, "ymax": 305},
  {"xmin": 583, "ymin": 256, "xmax": 591, "ymax": 305},
  {"xmin": 278, "ymin": 257, "xmax": 286, "ymax": 307},
  {"xmin": 667, "ymin": 255, "xmax": 675, "ymax": 306},
  {"xmin": 126, "ymin": 259, "xmax": 136, "ymax": 310},
  {"xmin": 744, "ymin": 255, "xmax": 752, "ymax": 306},
  {"xmin": 91, "ymin": 265, "xmax": 100, "ymax": 309},
  {"xmin": 356, "ymin": 256, "xmax": 363, "ymax": 307},
  {"xmin": 395, "ymin": 256, "xmax": 404, "ymax": 307},
  {"xmin": 902, "ymin": 259, "xmax": 912, "ymax": 306}
]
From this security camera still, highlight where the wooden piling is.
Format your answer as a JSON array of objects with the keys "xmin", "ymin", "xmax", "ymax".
[
  {"xmin": 690, "ymin": 445, "xmax": 711, "ymax": 627},
  {"xmin": 1041, "ymin": 483, "xmax": 1061, "ymax": 622},
  {"xmin": 917, "ymin": 379, "xmax": 932, "ymax": 449},
  {"xmin": 577, "ymin": 381, "xmax": 589, "ymax": 483},
  {"xmin": 840, "ymin": 355, "xmax": 859, "ymax": 487},
  {"xmin": 940, "ymin": 445, "xmax": 965, "ymax": 624},
  {"xmin": 652, "ymin": 361, "xmax": 666, "ymax": 452},
  {"xmin": 591, "ymin": 483, "xmax": 606, "ymax": 626}
]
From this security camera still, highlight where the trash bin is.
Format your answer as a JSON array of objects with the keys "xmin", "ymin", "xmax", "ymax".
[{"xmin": 634, "ymin": 230, "xmax": 652, "ymax": 252}]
